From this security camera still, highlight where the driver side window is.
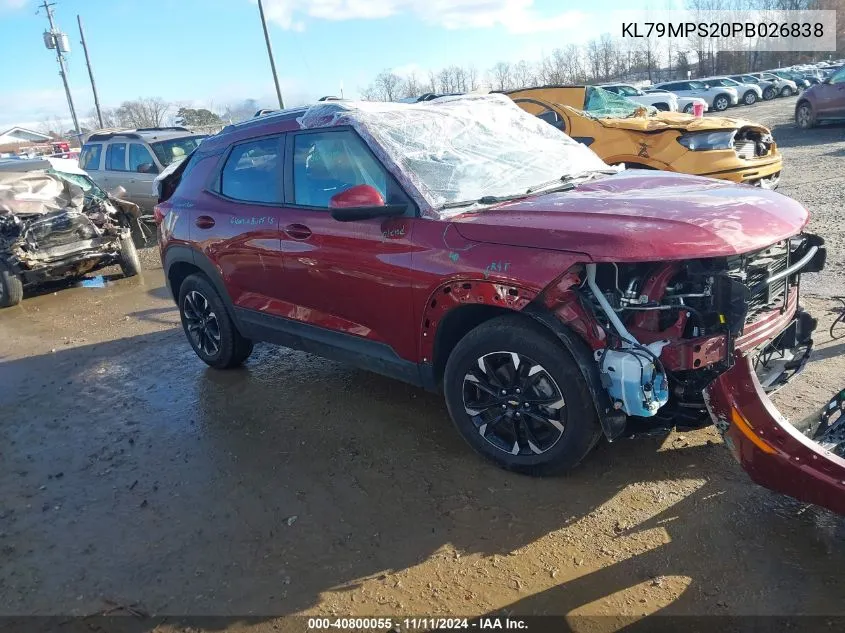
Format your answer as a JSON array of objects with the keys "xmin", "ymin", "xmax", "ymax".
[{"xmin": 292, "ymin": 130, "xmax": 388, "ymax": 208}]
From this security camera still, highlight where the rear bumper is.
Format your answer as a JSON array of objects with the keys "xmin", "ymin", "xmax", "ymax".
[{"xmin": 705, "ymin": 350, "xmax": 845, "ymax": 515}]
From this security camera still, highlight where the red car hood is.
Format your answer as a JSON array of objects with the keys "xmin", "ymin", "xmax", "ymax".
[{"xmin": 451, "ymin": 171, "xmax": 809, "ymax": 262}]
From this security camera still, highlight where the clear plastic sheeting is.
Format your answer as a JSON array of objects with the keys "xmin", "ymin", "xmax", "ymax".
[
  {"xmin": 584, "ymin": 87, "xmax": 658, "ymax": 118},
  {"xmin": 298, "ymin": 93, "xmax": 611, "ymax": 218},
  {"xmin": 0, "ymin": 171, "xmax": 85, "ymax": 216}
]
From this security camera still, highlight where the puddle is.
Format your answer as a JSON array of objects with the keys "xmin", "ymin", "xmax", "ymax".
[{"xmin": 77, "ymin": 276, "xmax": 108, "ymax": 288}]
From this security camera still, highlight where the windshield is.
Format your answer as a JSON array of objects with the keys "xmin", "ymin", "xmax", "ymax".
[
  {"xmin": 583, "ymin": 86, "xmax": 656, "ymax": 118},
  {"xmin": 48, "ymin": 169, "xmax": 107, "ymax": 200},
  {"xmin": 297, "ymin": 94, "xmax": 610, "ymax": 217},
  {"xmin": 150, "ymin": 136, "xmax": 206, "ymax": 167}
]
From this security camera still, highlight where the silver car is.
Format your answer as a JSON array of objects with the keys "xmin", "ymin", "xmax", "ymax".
[
  {"xmin": 653, "ymin": 80, "xmax": 739, "ymax": 112},
  {"xmin": 79, "ymin": 127, "xmax": 206, "ymax": 211},
  {"xmin": 703, "ymin": 76, "xmax": 763, "ymax": 106},
  {"xmin": 729, "ymin": 75, "xmax": 777, "ymax": 100},
  {"xmin": 751, "ymin": 72, "xmax": 798, "ymax": 97}
]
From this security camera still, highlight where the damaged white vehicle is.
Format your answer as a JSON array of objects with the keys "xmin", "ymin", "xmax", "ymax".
[{"xmin": 0, "ymin": 158, "xmax": 142, "ymax": 307}]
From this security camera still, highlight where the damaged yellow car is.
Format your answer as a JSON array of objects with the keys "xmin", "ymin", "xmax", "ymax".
[{"xmin": 503, "ymin": 86, "xmax": 783, "ymax": 189}]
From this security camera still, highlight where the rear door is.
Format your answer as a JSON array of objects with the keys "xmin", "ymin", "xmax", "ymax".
[{"xmin": 102, "ymin": 141, "xmax": 128, "ymax": 193}]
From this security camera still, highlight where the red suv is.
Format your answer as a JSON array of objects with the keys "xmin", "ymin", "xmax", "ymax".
[{"xmin": 156, "ymin": 95, "xmax": 844, "ymax": 515}]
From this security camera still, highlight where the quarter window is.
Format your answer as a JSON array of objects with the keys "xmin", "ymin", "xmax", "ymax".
[
  {"xmin": 79, "ymin": 144, "xmax": 102, "ymax": 170},
  {"xmin": 292, "ymin": 130, "xmax": 388, "ymax": 208},
  {"xmin": 105, "ymin": 143, "xmax": 127, "ymax": 171},
  {"xmin": 220, "ymin": 137, "xmax": 281, "ymax": 204}
]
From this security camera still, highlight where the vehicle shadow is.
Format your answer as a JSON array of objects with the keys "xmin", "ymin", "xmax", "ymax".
[
  {"xmin": 22, "ymin": 272, "xmax": 127, "ymax": 300},
  {"xmin": 1, "ymin": 331, "xmax": 842, "ymax": 629},
  {"xmin": 770, "ymin": 121, "xmax": 845, "ymax": 148}
]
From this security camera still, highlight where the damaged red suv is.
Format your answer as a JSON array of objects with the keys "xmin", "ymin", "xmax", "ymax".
[{"xmin": 156, "ymin": 94, "xmax": 844, "ymax": 514}]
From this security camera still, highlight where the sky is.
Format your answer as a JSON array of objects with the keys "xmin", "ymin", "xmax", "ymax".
[{"xmin": 0, "ymin": 0, "xmax": 648, "ymax": 130}]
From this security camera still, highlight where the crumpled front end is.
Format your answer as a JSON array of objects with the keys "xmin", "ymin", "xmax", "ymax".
[{"xmin": 705, "ymin": 351, "xmax": 845, "ymax": 515}]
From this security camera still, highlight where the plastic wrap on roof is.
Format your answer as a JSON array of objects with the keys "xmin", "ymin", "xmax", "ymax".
[
  {"xmin": 298, "ymin": 93, "xmax": 610, "ymax": 219},
  {"xmin": 584, "ymin": 87, "xmax": 658, "ymax": 118}
]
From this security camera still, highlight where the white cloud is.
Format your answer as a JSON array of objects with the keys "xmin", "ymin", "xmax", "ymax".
[
  {"xmin": 259, "ymin": 0, "xmax": 586, "ymax": 34},
  {"xmin": 0, "ymin": 0, "xmax": 28, "ymax": 10}
]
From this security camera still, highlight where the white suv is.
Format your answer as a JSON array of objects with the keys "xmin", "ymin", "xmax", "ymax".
[
  {"xmin": 703, "ymin": 76, "xmax": 763, "ymax": 106},
  {"xmin": 654, "ymin": 80, "xmax": 739, "ymax": 112},
  {"xmin": 599, "ymin": 84, "xmax": 678, "ymax": 111}
]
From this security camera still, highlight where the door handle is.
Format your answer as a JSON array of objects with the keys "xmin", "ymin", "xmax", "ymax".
[
  {"xmin": 195, "ymin": 215, "xmax": 216, "ymax": 229},
  {"xmin": 284, "ymin": 223, "xmax": 312, "ymax": 240}
]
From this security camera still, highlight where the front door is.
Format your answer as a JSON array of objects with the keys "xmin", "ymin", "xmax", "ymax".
[
  {"xmin": 126, "ymin": 142, "xmax": 160, "ymax": 210},
  {"xmin": 269, "ymin": 127, "xmax": 419, "ymax": 363}
]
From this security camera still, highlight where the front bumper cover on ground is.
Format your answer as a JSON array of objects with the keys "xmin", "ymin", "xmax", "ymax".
[{"xmin": 705, "ymin": 349, "xmax": 845, "ymax": 515}]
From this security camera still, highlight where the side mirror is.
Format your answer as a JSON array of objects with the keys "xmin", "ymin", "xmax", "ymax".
[{"xmin": 329, "ymin": 184, "xmax": 406, "ymax": 222}]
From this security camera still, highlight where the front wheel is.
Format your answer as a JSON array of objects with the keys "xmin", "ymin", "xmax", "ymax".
[
  {"xmin": 443, "ymin": 315, "xmax": 602, "ymax": 475},
  {"xmin": 178, "ymin": 273, "xmax": 254, "ymax": 369},
  {"xmin": 743, "ymin": 90, "xmax": 758, "ymax": 105},
  {"xmin": 0, "ymin": 261, "xmax": 23, "ymax": 308},
  {"xmin": 118, "ymin": 233, "xmax": 142, "ymax": 277},
  {"xmin": 762, "ymin": 87, "xmax": 776, "ymax": 100},
  {"xmin": 713, "ymin": 94, "xmax": 730, "ymax": 111},
  {"xmin": 683, "ymin": 103, "xmax": 695, "ymax": 114},
  {"xmin": 780, "ymin": 86, "xmax": 794, "ymax": 97}
]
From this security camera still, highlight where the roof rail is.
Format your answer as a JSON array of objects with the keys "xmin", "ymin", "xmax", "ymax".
[{"xmin": 135, "ymin": 126, "xmax": 191, "ymax": 132}]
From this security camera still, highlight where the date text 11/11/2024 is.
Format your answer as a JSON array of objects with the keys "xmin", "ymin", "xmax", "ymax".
[{"xmin": 306, "ymin": 617, "xmax": 528, "ymax": 630}]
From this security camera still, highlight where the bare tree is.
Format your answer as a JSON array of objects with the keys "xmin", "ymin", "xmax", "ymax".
[
  {"xmin": 115, "ymin": 98, "xmax": 171, "ymax": 128},
  {"xmin": 466, "ymin": 66, "xmax": 480, "ymax": 91},
  {"xmin": 401, "ymin": 72, "xmax": 424, "ymax": 99},
  {"xmin": 512, "ymin": 60, "xmax": 537, "ymax": 89},
  {"xmin": 489, "ymin": 61, "xmax": 513, "ymax": 91}
]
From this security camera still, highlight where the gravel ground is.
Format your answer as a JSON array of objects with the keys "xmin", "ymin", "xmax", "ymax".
[{"xmin": 0, "ymin": 96, "xmax": 843, "ymax": 630}]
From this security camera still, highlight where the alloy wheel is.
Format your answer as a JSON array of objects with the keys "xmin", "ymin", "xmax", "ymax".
[
  {"xmin": 744, "ymin": 92, "xmax": 757, "ymax": 105},
  {"xmin": 183, "ymin": 290, "xmax": 221, "ymax": 357},
  {"xmin": 714, "ymin": 96, "xmax": 729, "ymax": 111},
  {"xmin": 462, "ymin": 351, "xmax": 566, "ymax": 456},
  {"xmin": 797, "ymin": 105, "xmax": 812, "ymax": 128}
]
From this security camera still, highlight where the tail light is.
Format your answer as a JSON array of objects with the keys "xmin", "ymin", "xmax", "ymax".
[{"xmin": 153, "ymin": 205, "xmax": 166, "ymax": 224}]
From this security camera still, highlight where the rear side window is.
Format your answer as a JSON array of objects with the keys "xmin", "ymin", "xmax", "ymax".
[
  {"xmin": 79, "ymin": 144, "xmax": 102, "ymax": 170},
  {"xmin": 220, "ymin": 137, "xmax": 281, "ymax": 204},
  {"xmin": 105, "ymin": 143, "xmax": 127, "ymax": 171}
]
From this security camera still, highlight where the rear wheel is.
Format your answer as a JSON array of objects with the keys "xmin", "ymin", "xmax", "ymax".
[
  {"xmin": 796, "ymin": 102, "xmax": 815, "ymax": 129},
  {"xmin": 0, "ymin": 261, "xmax": 23, "ymax": 308},
  {"xmin": 713, "ymin": 94, "xmax": 730, "ymax": 111},
  {"xmin": 443, "ymin": 315, "xmax": 602, "ymax": 475},
  {"xmin": 743, "ymin": 90, "xmax": 757, "ymax": 105},
  {"xmin": 762, "ymin": 87, "xmax": 776, "ymax": 100},
  {"xmin": 780, "ymin": 85, "xmax": 794, "ymax": 97},
  {"xmin": 682, "ymin": 103, "xmax": 695, "ymax": 114},
  {"xmin": 178, "ymin": 273, "xmax": 253, "ymax": 369}
]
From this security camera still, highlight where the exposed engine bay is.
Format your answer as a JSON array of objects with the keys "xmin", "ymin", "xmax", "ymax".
[
  {"xmin": 0, "ymin": 163, "xmax": 140, "ymax": 284},
  {"xmin": 573, "ymin": 233, "xmax": 826, "ymax": 430},
  {"xmin": 733, "ymin": 126, "xmax": 775, "ymax": 159}
]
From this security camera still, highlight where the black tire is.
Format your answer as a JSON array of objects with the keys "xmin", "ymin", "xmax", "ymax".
[
  {"xmin": 743, "ymin": 90, "xmax": 757, "ymax": 105},
  {"xmin": 780, "ymin": 85, "xmax": 794, "ymax": 97},
  {"xmin": 118, "ymin": 233, "xmax": 142, "ymax": 277},
  {"xmin": 178, "ymin": 273, "xmax": 253, "ymax": 369},
  {"xmin": 0, "ymin": 260, "xmax": 23, "ymax": 308},
  {"xmin": 795, "ymin": 101, "xmax": 815, "ymax": 129},
  {"xmin": 712, "ymin": 94, "xmax": 730, "ymax": 111},
  {"xmin": 443, "ymin": 315, "xmax": 602, "ymax": 476},
  {"xmin": 762, "ymin": 87, "xmax": 776, "ymax": 100},
  {"xmin": 654, "ymin": 102, "xmax": 670, "ymax": 111},
  {"xmin": 682, "ymin": 103, "xmax": 695, "ymax": 114}
]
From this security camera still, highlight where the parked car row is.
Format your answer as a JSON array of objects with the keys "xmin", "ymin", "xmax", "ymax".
[{"xmin": 149, "ymin": 94, "xmax": 844, "ymax": 515}]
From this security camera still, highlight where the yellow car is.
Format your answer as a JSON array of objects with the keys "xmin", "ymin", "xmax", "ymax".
[{"xmin": 504, "ymin": 86, "xmax": 782, "ymax": 189}]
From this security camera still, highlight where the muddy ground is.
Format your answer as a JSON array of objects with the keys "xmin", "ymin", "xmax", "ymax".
[{"xmin": 1, "ymin": 96, "xmax": 844, "ymax": 630}]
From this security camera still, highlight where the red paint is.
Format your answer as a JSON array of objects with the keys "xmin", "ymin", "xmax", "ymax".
[
  {"xmin": 451, "ymin": 170, "xmax": 808, "ymax": 262},
  {"xmin": 706, "ymin": 352, "xmax": 845, "ymax": 515},
  {"xmin": 329, "ymin": 184, "xmax": 385, "ymax": 208}
]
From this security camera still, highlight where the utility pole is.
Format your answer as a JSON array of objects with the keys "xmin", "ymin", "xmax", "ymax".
[
  {"xmin": 77, "ymin": 15, "xmax": 103, "ymax": 129},
  {"xmin": 39, "ymin": 0, "xmax": 81, "ymax": 139},
  {"xmin": 257, "ymin": 0, "xmax": 284, "ymax": 109}
]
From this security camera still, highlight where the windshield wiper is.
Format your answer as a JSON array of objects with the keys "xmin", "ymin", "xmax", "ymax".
[{"xmin": 525, "ymin": 169, "xmax": 618, "ymax": 194}]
